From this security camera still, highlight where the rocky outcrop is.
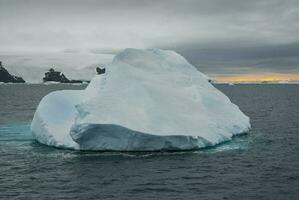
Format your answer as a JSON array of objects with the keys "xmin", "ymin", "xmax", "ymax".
[
  {"xmin": 43, "ymin": 68, "xmax": 84, "ymax": 83},
  {"xmin": 96, "ymin": 67, "xmax": 105, "ymax": 75},
  {"xmin": 43, "ymin": 66, "xmax": 106, "ymax": 84},
  {"xmin": 0, "ymin": 61, "xmax": 25, "ymax": 83},
  {"xmin": 43, "ymin": 68, "xmax": 69, "ymax": 83}
]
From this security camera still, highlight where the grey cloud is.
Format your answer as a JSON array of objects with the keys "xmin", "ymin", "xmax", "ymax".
[
  {"xmin": 0, "ymin": 0, "xmax": 299, "ymax": 75},
  {"xmin": 171, "ymin": 43, "xmax": 299, "ymax": 75},
  {"xmin": 89, "ymin": 48, "xmax": 122, "ymax": 55}
]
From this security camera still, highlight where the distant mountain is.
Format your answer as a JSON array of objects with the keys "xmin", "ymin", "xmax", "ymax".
[
  {"xmin": 0, "ymin": 61, "xmax": 25, "ymax": 83},
  {"xmin": 220, "ymin": 80, "xmax": 299, "ymax": 84},
  {"xmin": 42, "ymin": 68, "xmax": 93, "ymax": 83},
  {"xmin": 0, "ymin": 52, "xmax": 113, "ymax": 83}
]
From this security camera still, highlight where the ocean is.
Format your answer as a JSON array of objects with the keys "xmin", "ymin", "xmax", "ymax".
[{"xmin": 0, "ymin": 84, "xmax": 298, "ymax": 199}]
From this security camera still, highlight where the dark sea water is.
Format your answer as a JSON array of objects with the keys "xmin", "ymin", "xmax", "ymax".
[{"xmin": 0, "ymin": 84, "xmax": 299, "ymax": 200}]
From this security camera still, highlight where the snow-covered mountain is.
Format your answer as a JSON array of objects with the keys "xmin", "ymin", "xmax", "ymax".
[{"xmin": 0, "ymin": 52, "xmax": 114, "ymax": 83}]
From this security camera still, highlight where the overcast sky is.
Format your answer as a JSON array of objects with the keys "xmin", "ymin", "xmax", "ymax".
[{"xmin": 1, "ymin": 0, "xmax": 299, "ymax": 78}]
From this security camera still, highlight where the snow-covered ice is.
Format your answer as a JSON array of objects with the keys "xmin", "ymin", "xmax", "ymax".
[{"xmin": 31, "ymin": 48, "xmax": 250, "ymax": 151}]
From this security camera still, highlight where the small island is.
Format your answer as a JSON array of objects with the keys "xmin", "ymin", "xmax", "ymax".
[
  {"xmin": 43, "ymin": 68, "xmax": 84, "ymax": 83},
  {"xmin": 96, "ymin": 67, "xmax": 105, "ymax": 75},
  {"xmin": 43, "ymin": 67, "xmax": 106, "ymax": 84},
  {"xmin": 0, "ymin": 61, "xmax": 25, "ymax": 83}
]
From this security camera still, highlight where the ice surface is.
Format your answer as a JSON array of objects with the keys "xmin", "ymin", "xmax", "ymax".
[{"xmin": 31, "ymin": 48, "xmax": 250, "ymax": 151}]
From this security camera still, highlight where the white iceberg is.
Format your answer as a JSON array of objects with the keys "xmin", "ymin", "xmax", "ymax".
[{"xmin": 31, "ymin": 48, "xmax": 250, "ymax": 151}]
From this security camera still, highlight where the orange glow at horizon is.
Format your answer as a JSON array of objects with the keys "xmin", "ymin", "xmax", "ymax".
[{"xmin": 212, "ymin": 73, "xmax": 299, "ymax": 83}]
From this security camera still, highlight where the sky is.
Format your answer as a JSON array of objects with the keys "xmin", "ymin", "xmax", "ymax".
[{"xmin": 1, "ymin": 0, "xmax": 299, "ymax": 82}]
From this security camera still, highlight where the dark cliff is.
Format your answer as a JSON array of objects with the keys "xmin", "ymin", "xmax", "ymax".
[{"xmin": 0, "ymin": 62, "xmax": 25, "ymax": 83}]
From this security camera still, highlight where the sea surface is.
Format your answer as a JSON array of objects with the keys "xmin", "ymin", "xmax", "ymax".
[{"xmin": 0, "ymin": 84, "xmax": 298, "ymax": 200}]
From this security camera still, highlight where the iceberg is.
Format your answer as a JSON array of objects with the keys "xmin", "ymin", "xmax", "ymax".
[{"xmin": 31, "ymin": 48, "xmax": 250, "ymax": 151}]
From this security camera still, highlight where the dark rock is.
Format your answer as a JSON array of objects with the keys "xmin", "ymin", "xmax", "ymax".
[
  {"xmin": 0, "ymin": 61, "xmax": 25, "ymax": 83},
  {"xmin": 96, "ymin": 67, "xmax": 105, "ymax": 75},
  {"xmin": 208, "ymin": 79, "xmax": 216, "ymax": 84},
  {"xmin": 43, "ymin": 68, "xmax": 83, "ymax": 83},
  {"xmin": 43, "ymin": 68, "xmax": 70, "ymax": 83}
]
